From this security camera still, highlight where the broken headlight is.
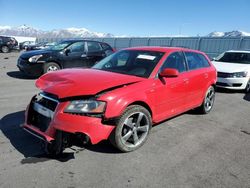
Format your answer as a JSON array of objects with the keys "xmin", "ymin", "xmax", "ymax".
[{"xmin": 64, "ymin": 100, "xmax": 106, "ymax": 114}]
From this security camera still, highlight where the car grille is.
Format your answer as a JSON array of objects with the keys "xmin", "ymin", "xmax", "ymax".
[
  {"xmin": 27, "ymin": 93, "xmax": 58, "ymax": 132},
  {"xmin": 217, "ymin": 72, "xmax": 231, "ymax": 78},
  {"xmin": 216, "ymin": 82, "xmax": 242, "ymax": 87},
  {"xmin": 216, "ymin": 82, "xmax": 229, "ymax": 86},
  {"xmin": 17, "ymin": 57, "xmax": 27, "ymax": 66}
]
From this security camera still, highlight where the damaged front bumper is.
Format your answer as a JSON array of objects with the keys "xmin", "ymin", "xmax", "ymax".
[{"xmin": 22, "ymin": 93, "xmax": 115, "ymax": 144}]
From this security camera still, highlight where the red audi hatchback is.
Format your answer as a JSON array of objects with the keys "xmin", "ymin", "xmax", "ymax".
[{"xmin": 22, "ymin": 47, "xmax": 217, "ymax": 155}]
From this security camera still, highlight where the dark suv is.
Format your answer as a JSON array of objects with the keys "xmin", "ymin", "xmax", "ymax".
[
  {"xmin": 17, "ymin": 40, "xmax": 114, "ymax": 76},
  {"xmin": 0, "ymin": 36, "xmax": 18, "ymax": 53}
]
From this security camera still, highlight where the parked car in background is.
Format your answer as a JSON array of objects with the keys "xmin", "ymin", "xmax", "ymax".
[
  {"xmin": 212, "ymin": 50, "xmax": 250, "ymax": 92},
  {"xmin": 0, "ymin": 36, "xmax": 18, "ymax": 53},
  {"xmin": 22, "ymin": 47, "xmax": 217, "ymax": 155},
  {"xmin": 19, "ymin": 41, "xmax": 36, "ymax": 50},
  {"xmin": 17, "ymin": 39, "xmax": 115, "ymax": 76},
  {"xmin": 24, "ymin": 42, "xmax": 57, "ymax": 51}
]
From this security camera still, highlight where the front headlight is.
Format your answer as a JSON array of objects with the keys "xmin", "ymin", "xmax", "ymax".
[
  {"xmin": 28, "ymin": 55, "xmax": 43, "ymax": 63},
  {"xmin": 64, "ymin": 100, "xmax": 106, "ymax": 114},
  {"xmin": 231, "ymin": 71, "xmax": 248, "ymax": 78}
]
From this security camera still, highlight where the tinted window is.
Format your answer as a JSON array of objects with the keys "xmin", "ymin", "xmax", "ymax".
[
  {"xmin": 49, "ymin": 41, "xmax": 72, "ymax": 51},
  {"xmin": 217, "ymin": 52, "xmax": 250, "ymax": 64},
  {"xmin": 93, "ymin": 50, "xmax": 164, "ymax": 78},
  {"xmin": 68, "ymin": 41, "xmax": 85, "ymax": 53},
  {"xmin": 116, "ymin": 51, "xmax": 130, "ymax": 66},
  {"xmin": 87, "ymin": 41, "xmax": 102, "ymax": 52},
  {"xmin": 197, "ymin": 53, "xmax": 210, "ymax": 67},
  {"xmin": 161, "ymin": 52, "xmax": 186, "ymax": 73},
  {"xmin": 185, "ymin": 52, "xmax": 210, "ymax": 70},
  {"xmin": 101, "ymin": 43, "xmax": 112, "ymax": 50}
]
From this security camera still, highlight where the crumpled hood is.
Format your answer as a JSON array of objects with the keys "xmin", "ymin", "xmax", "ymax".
[
  {"xmin": 212, "ymin": 61, "xmax": 250, "ymax": 73},
  {"xmin": 36, "ymin": 68, "xmax": 145, "ymax": 99}
]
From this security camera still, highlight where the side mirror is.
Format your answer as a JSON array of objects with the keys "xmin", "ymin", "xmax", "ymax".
[
  {"xmin": 159, "ymin": 68, "xmax": 179, "ymax": 78},
  {"xmin": 64, "ymin": 48, "xmax": 71, "ymax": 55}
]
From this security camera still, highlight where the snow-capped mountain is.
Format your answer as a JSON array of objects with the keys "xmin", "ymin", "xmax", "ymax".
[
  {"xmin": 207, "ymin": 30, "xmax": 250, "ymax": 37},
  {"xmin": 1, "ymin": 25, "xmax": 250, "ymax": 38},
  {"xmin": 0, "ymin": 25, "xmax": 44, "ymax": 37},
  {"xmin": 0, "ymin": 25, "xmax": 113, "ymax": 38}
]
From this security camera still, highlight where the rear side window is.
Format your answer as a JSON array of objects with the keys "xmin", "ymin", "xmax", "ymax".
[
  {"xmin": 185, "ymin": 52, "xmax": 210, "ymax": 70},
  {"xmin": 101, "ymin": 43, "xmax": 112, "ymax": 50},
  {"xmin": 161, "ymin": 52, "xmax": 186, "ymax": 73},
  {"xmin": 87, "ymin": 41, "xmax": 102, "ymax": 52},
  {"xmin": 68, "ymin": 41, "xmax": 85, "ymax": 53}
]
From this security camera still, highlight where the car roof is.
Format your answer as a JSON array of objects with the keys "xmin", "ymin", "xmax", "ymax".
[
  {"xmin": 226, "ymin": 50, "xmax": 250, "ymax": 53},
  {"xmin": 60, "ymin": 39, "xmax": 108, "ymax": 44},
  {"xmin": 0, "ymin": 35, "xmax": 11, "ymax": 39},
  {"xmin": 123, "ymin": 46, "xmax": 203, "ymax": 53}
]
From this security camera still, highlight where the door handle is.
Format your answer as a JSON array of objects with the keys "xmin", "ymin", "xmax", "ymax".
[
  {"xmin": 183, "ymin": 78, "xmax": 189, "ymax": 84},
  {"xmin": 81, "ymin": 54, "xmax": 87, "ymax": 58},
  {"xmin": 204, "ymin": 73, "xmax": 208, "ymax": 78}
]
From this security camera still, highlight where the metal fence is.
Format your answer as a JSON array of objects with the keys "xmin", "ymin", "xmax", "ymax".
[{"xmin": 37, "ymin": 37, "xmax": 250, "ymax": 58}]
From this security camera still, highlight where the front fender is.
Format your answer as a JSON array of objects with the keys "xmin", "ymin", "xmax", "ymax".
[
  {"xmin": 99, "ymin": 87, "xmax": 155, "ymax": 120},
  {"xmin": 104, "ymin": 95, "xmax": 153, "ymax": 119}
]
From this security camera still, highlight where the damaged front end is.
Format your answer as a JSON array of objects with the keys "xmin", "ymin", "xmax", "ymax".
[{"xmin": 22, "ymin": 92, "xmax": 115, "ymax": 155}]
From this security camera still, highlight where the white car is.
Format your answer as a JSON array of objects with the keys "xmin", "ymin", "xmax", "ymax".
[{"xmin": 212, "ymin": 50, "xmax": 250, "ymax": 92}]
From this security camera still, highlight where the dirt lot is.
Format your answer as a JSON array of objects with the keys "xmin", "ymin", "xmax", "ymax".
[{"xmin": 0, "ymin": 52, "xmax": 249, "ymax": 188}]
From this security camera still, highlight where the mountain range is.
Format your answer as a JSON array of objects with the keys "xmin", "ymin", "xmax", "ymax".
[
  {"xmin": 207, "ymin": 30, "xmax": 250, "ymax": 37},
  {"xmin": 0, "ymin": 25, "xmax": 113, "ymax": 38},
  {"xmin": 0, "ymin": 25, "xmax": 250, "ymax": 38}
]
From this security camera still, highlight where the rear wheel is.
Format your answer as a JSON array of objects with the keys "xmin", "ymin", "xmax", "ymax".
[
  {"xmin": 110, "ymin": 105, "xmax": 152, "ymax": 152},
  {"xmin": 1, "ymin": 46, "xmax": 9, "ymax": 53},
  {"xmin": 197, "ymin": 86, "xmax": 215, "ymax": 114},
  {"xmin": 44, "ymin": 62, "xmax": 60, "ymax": 74}
]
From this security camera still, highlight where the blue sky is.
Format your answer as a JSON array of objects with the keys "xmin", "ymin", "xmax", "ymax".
[{"xmin": 0, "ymin": 0, "xmax": 249, "ymax": 36}]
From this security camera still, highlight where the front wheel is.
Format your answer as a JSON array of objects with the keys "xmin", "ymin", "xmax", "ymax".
[
  {"xmin": 110, "ymin": 105, "xmax": 152, "ymax": 152},
  {"xmin": 1, "ymin": 46, "xmax": 9, "ymax": 53},
  {"xmin": 197, "ymin": 86, "xmax": 215, "ymax": 114},
  {"xmin": 44, "ymin": 62, "xmax": 61, "ymax": 74}
]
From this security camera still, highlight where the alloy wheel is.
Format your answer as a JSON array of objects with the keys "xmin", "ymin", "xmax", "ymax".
[
  {"xmin": 120, "ymin": 112, "xmax": 150, "ymax": 147},
  {"xmin": 47, "ymin": 65, "xmax": 59, "ymax": 72},
  {"xmin": 1, "ymin": 46, "xmax": 9, "ymax": 53},
  {"xmin": 204, "ymin": 87, "xmax": 215, "ymax": 112}
]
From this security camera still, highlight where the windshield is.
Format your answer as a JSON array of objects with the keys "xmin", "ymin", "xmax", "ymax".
[
  {"xmin": 48, "ymin": 41, "xmax": 72, "ymax": 51},
  {"xmin": 215, "ymin": 52, "xmax": 250, "ymax": 64},
  {"xmin": 92, "ymin": 50, "xmax": 164, "ymax": 78}
]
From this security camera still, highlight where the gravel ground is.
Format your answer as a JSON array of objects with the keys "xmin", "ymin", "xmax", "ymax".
[{"xmin": 0, "ymin": 52, "xmax": 249, "ymax": 188}]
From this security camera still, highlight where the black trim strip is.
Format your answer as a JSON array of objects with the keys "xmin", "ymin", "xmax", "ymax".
[{"xmin": 23, "ymin": 127, "xmax": 51, "ymax": 143}]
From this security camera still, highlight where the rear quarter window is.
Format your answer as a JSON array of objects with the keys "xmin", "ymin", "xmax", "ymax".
[
  {"xmin": 185, "ymin": 52, "xmax": 210, "ymax": 71},
  {"xmin": 101, "ymin": 43, "xmax": 112, "ymax": 50},
  {"xmin": 87, "ymin": 41, "xmax": 102, "ymax": 52}
]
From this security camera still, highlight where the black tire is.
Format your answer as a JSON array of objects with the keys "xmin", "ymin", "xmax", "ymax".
[
  {"xmin": 245, "ymin": 80, "xmax": 250, "ymax": 93},
  {"xmin": 44, "ymin": 62, "xmax": 60, "ymax": 74},
  {"xmin": 110, "ymin": 105, "xmax": 152, "ymax": 152},
  {"xmin": 45, "ymin": 131, "xmax": 64, "ymax": 156},
  {"xmin": 1, "ymin": 46, "xmax": 10, "ymax": 53},
  {"xmin": 197, "ymin": 86, "xmax": 215, "ymax": 114}
]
